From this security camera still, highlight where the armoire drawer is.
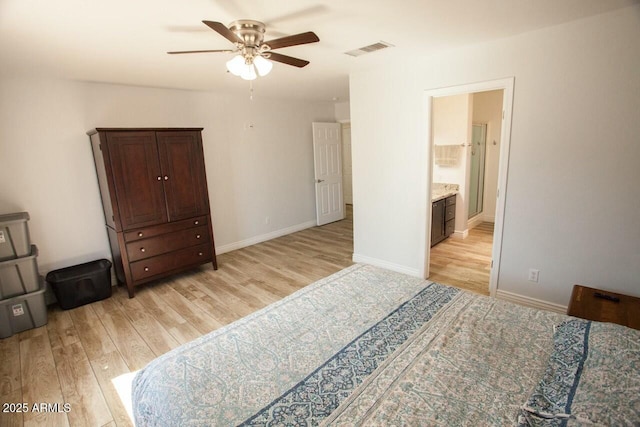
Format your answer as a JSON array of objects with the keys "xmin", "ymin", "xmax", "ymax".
[
  {"xmin": 130, "ymin": 243, "xmax": 212, "ymax": 281},
  {"xmin": 126, "ymin": 225, "xmax": 209, "ymax": 262},
  {"xmin": 124, "ymin": 216, "xmax": 208, "ymax": 242}
]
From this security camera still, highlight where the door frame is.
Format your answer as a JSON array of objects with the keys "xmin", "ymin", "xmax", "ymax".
[
  {"xmin": 339, "ymin": 122, "xmax": 353, "ymax": 206},
  {"xmin": 422, "ymin": 77, "xmax": 514, "ymax": 297}
]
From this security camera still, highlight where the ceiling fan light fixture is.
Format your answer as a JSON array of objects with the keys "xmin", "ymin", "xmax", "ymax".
[
  {"xmin": 240, "ymin": 63, "xmax": 257, "ymax": 81},
  {"xmin": 253, "ymin": 55, "xmax": 273, "ymax": 77},
  {"xmin": 226, "ymin": 55, "xmax": 246, "ymax": 76}
]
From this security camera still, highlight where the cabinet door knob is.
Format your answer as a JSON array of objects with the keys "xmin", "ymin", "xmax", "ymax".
[
  {"xmin": 138, "ymin": 232, "xmax": 143, "ymax": 237},
  {"xmin": 144, "ymin": 267, "xmax": 149, "ymax": 272},
  {"xmin": 198, "ymin": 252, "xmax": 203, "ymax": 256},
  {"xmin": 140, "ymin": 248, "xmax": 146, "ymax": 252},
  {"xmin": 194, "ymin": 220, "xmax": 199, "ymax": 225},
  {"xmin": 196, "ymin": 234, "xmax": 201, "ymax": 239},
  {"xmin": 157, "ymin": 176, "xmax": 162, "ymax": 181},
  {"xmin": 164, "ymin": 175, "xmax": 169, "ymax": 181}
]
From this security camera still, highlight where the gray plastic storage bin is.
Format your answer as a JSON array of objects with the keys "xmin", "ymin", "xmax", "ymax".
[
  {"xmin": 0, "ymin": 245, "xmax": 39, "ymax": 299},
  {"xmin": 0, "ymin": 212, "xmax": 31, "ymax": 261},
  {"xmin": 0, "ymin": 277, "xmax": 48, "ymax": 339}
]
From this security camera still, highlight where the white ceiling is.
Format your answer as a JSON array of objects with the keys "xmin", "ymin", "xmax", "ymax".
[{"xmin": 1, "ymin": 0, "xmax": 636, "ymax": 102}]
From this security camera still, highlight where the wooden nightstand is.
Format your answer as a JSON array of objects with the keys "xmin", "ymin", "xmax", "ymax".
[{"xmin": 567, "ymin": 284, "xmax": 640, "ymax": 330}]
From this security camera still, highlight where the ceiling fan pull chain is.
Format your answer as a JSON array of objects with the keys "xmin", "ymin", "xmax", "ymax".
[{"xmin": 249, "ymin": 80, "xmax": 254, "ymax": 101}]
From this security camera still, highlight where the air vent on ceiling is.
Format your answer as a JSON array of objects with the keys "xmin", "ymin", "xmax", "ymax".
[{"xmin": 344, "ymin": 41, "xmax": 394, "ymax": 57}]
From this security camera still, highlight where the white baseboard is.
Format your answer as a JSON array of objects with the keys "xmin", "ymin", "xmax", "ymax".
[
  {"xmin": 482, "ymin": 214, "xmax": 495, "ymax": 223},
  {"xmin": 495, "ymin": 289, "xmax": 567, "ymax": 314},
  {"xmin": 468, "ymin": 213, "xmax": 496, "ymax": 229},
  {"xmin": 467, "ymin": 214, "xmax": 484, "ymax": 230},
  {"xmin": 352, "ymin": 254, "xmax": 421, "ymax": 277},
  {"xmin": 452, "ymin": 229, "xmax": 469, "ymax": 239},
  {"xmin": 216, "ymin": 220, "xmax": 317, "ymax": 255}
]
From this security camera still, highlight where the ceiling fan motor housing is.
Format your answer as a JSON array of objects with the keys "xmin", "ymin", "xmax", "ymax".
[{"xmin": 228, "ymin": 20, "xmax": 267, "ymax": 48}]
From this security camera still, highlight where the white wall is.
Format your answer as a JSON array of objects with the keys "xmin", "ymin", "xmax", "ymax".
[
  {"xmin": 433, "ymin": 95, "xmax": 470, "ymax": 150},
  {"xmin": 334, "ymin": 101, "xmax": 351, "ymax": 122},
  {"xmin": 472, "ymin": 90, "xmax": 503, "ymax": 222},
  {"xmin": 351, "ymin": 5, "xmax": 640, "ymax": 305},
  {"xmin": 0, "ymin": 77, "xmax": 334, "ymax": 273}
]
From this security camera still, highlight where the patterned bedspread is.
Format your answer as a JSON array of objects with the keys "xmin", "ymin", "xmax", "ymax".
[
  {"xmin": 518, "ymin": 319, "xmax": 640, "ymax": 426},
  {"xmin": 131, "ymin": 264, "xmax": 640, "ymax": 426}
]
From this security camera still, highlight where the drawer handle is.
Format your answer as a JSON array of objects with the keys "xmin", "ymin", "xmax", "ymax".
[
  {"xmin": 144, "ymin": 267, "xmax": 149, "ymax": 272},
  {"xmin": 198, "ymin": 252, "xmax": 203, "ymax": 256},
  {"xmin": 194, "ymin": 220, "xmax": 199, "ymax": 225},
  {"xmin": 196, "ymin": 234, "xmax": 201, "ymax": 239},
  {"xmin": 594, "ymin": 292, "xmax": 620, "ymax": 303},
  {"xmin": 140, "ymin": 248, "xmax": 146, "ymax": 252},
  {"xmin": 138, "ymin": 232, "xmax": 143, "ymax": 237}
]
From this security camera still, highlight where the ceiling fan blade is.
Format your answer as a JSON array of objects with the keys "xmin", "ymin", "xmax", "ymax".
[
  {"xmin": 264, "ymin": 31, "xmax": 319, "ymax": 50},
  {"xmin": 202, "ymin": 20, "xmax": 243, "ymax": 44},
  {"xmin": 167, "ymin": 49, "xmax": 235, "ymax": 54},
  {"xmin": 267, "ymin": 52, "xmax": 310, "ymax": 68}
]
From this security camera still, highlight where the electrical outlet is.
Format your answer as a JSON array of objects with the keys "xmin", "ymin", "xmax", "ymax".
[{"xmin": 528, "ymin": 268, "xmax": 540, "ymax": 283}]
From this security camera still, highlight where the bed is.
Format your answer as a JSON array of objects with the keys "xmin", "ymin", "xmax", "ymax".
[{"xmin": 131, "ymin": 264, "xmax": 640, "ymax": 426}]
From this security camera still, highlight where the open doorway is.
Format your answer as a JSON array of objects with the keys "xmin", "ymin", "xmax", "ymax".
[
  {"xmin": 423, "ymin": 78, "xmax": 514, "ymax": 297},
  {"xmin": 428, "ymin": 90, "xmax": 503, "ymax": 294}
]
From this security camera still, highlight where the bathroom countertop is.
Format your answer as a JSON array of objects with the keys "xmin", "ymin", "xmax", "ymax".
[
  {"xmin": 431, "ymin": 183, "xmax": 459, "ymax": 202},
  {"xmin": 431, "ymin": 190, "xmax": 457, "ymax": 202}
]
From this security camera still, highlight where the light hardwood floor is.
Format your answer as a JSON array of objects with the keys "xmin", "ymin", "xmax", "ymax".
[
  {"xmin": 0, "ymin": 209, "xmax": 493, "ymax": 426},
  {"xmin": 0, "ymin": 213, "xmax": 353, "ymax": 427},
  {"xmin": 428, "ymin": 222, "xmax": 494, "ymax": 295}
]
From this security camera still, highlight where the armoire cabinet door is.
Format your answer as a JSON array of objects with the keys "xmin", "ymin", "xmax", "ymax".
[
  {"xmin": 156, "ymin": 131, "xmax": 210, "ymax": 222},
  {"xmin": 107, "ymin": 131, "xmax": 168, "ymax": 230}
]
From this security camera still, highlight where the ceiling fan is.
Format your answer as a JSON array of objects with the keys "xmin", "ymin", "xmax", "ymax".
[{"xmin": 168, "ymin": 20, "xmax": 320, "ymax": 80}]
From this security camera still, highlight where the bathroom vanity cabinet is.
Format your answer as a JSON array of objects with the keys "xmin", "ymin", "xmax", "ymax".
[{"xmin": 431, "ymin": 195, "xmax": 456, "ymax": 247}]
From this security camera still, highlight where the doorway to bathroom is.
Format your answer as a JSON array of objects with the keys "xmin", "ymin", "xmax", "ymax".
[{"xmin": 423, "ymin": 78, "xmax": 514, "ymax": 297}]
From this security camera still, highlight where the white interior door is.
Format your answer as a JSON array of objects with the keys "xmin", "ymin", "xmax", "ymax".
[{"xmin": 312, "ymin": 122, "xmax": 344, "ymax": 225}]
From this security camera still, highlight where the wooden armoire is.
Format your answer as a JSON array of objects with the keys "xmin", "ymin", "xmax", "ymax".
[{"xmin": 88, "ymin": 128, "xmax": 217, "ymax": 297}]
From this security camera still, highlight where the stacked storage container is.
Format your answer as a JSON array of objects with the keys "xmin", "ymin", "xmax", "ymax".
[{"xmin": 0, "ymin": 212, "xmax": 47, "ymax": 339}]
